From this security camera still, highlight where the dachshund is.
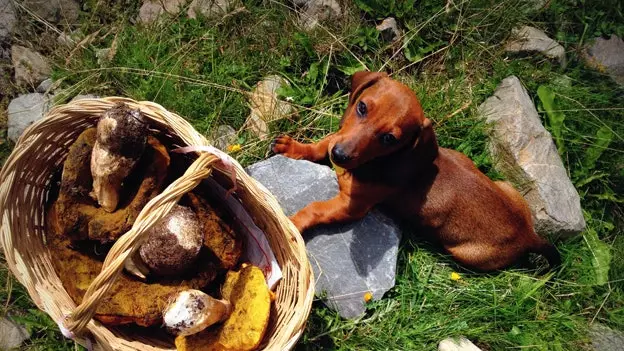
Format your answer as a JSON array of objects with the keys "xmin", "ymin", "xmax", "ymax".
[{"xmin": 271, "ymin": 71, "xmax": 560, "ymax": 272}]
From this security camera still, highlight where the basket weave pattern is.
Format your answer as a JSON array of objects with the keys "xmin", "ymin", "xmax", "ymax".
[{"xmin": 0, "ymin": 97, "xmax": 313, "ymax": 351}]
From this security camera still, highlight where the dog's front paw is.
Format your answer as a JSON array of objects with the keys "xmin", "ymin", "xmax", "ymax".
[{"xmin": 271, "ymin": 135, "xmax": 303, "ymax": 159}]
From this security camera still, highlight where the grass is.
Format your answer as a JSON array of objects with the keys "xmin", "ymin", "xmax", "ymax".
[{"xmin": 1, "ymin": 0, "xmax": 623, "ymax": 349}]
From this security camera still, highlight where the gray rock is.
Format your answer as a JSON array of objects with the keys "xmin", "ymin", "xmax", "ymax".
[
  {"xmin": 11, "ymin": 45, "xmax": 51, "ymax": 87},
  {"xmin": 0, "ymin": 0, "xmax": 16, "ymax": 41},
  {"xmin": 22, "ymin": 0, "xmax": 80, "ymax": 25},
  {"xmin": 478, "ymin": 76, "xmax": 585, "ymax": 239},
  {"xmin": 36, "ymin": 78, "xmax": 54, "ymax": 93},
  {"xmin": 245, "ymin": 75, "xmax": 293, "ymax": 140},
  {"xmin": 8, "ymin": 93, "xmax": 52, "ymax": 142},
  {"xmin": 187, "ymin": 0, "xmax": 240, "ymax": 19},
  {"xmin": 590, "ymin": 323, "xmax": 624, "ymax": 351},
  {"xmin": 583, "ymin": 35, "xmax": 624, "ymax": 86},
  {"xmin": 376, "ymin": 17, "xmax": 401, "ymax": 42},
  {"xmin": 138, "ymin": 0, "xmax": 185, "ymax": 24},
  {"xmin": 505, "ymin": 26, "xmax": 566, "ymax": 65},
  {"xmin": 0, "ymin": 317, "xmax": 30, "ymax": 350},
  {"xmin": 71, "ymin": 94, "xmax": 99, "ymax": 101},
  {"xmin": 438, "ymin": 337, "xmax": 482, "ymax": 351},
  {"xmin": 210, "ymin": 124, "xmax": 237, "ymax": 151},
  {"xmin": 299, "ymin": 0, "xmax": 342, "ymax": 31},
  {"xmin": 247, "ymin": 155, "xmax": 401, "ymax": 318}
]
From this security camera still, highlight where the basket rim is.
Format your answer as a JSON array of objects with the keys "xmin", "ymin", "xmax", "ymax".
[{"xmin": 0, "ymin": 97, "xmax": 314, "ymax": 351}]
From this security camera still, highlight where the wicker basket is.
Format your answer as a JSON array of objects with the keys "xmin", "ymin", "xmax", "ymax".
[{"xmin": 0, "ymin": 97, "xmax": 314, "ymax": 351}]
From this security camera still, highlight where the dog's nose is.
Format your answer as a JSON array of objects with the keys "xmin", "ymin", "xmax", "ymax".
[{"xmin": 331, "ymin": 145, "xmax": 351, "ymax": 164}]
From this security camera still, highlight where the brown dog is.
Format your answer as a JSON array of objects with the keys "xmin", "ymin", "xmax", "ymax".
[{"xmin": 272, "ymin": 71, "xmax": 560, "ymax": 272}]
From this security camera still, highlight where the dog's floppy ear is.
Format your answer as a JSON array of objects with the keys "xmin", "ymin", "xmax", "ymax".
[
  {"xmin": 349, "ymin": 71, "xmax": 387, "ymax": 105},
  {"xmin": 412, "ymin": 118, "xmax": 438, "ymax": 165}
]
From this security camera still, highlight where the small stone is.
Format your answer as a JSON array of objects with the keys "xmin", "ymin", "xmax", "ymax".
[
  {"xmin": 210, "ymin": 124, "xmax": 237, "ymax": 151},
  {"xmin": 187, "ymin": 0, "xmax": 240, "ymax": 19},
  {"xmin": 57, "ymin": 32, "xmax": 76, "ymax": 47},
  {"xmin": 22, "ymin": 0, "xmax": 80, "ymax": 25},
  {"xmin": 0, "ymin": 0, "xmax": 17, "ymax": 41},
  {"xmin": 583, "ymin": 35, "xmax": 624, "ymax": 86},
  {"xmin": 299, "ymin": 0, "xmax": 342, "ymax": 31},
  {"xmin": 376, "ymin": 17, "xmax": 401, "ymax": 42},
  {"xmin": 8, "ymin": 93, "xmax": 52, "ymax": 142},
  {"xmin": 505, "ymin": 26, "xmax": 566, "ymax": 65},
  {"xmin": 0, "ymin": 317, "xmax": 31, "ymax": 350},
  {"xmin": 36, "ymin": 78, "xmax": 54, "ymax": 93},
  {"xmin": 247, "ymin": 155, "xmax": 401, "ymax": 319},
  {"xmin": 138, "ymin": 0, "xmax": 185, "ymax": 24},
  {"xmin": 590, "ymin": 323, "xmax": 624, "ymax": 351},
  {"xmin": 71, "ymin": 94, "xmax": 99, "ymax": 101},
  {"xmin": 11, "ymin": 45, "xmax": 51, "ymax": 87},
  {"xmin": 438, "ymin": 337, "xmax": 482, "ymax": 351},
  {"xmin": 245, "ymin": 75, "xmax": 293, "ymax": 140},
  {"xmin": 478, "ymin": 76, "xmax": 585, "ymax": 239}
]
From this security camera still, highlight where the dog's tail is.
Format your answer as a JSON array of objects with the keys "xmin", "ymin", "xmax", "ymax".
[{"xmin": 529, "ymin": 236, "xmax": 561, "ymax": 270}]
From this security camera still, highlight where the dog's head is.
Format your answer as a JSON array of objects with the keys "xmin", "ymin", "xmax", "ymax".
[{"xmin": 329, "ymin": 71, "xmax": 438, "ymax": 170}]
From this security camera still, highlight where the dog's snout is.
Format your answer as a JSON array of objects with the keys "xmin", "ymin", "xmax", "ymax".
[{"xmin": 331, "ymin": 145, "xmax": 351, "ymax": 164}]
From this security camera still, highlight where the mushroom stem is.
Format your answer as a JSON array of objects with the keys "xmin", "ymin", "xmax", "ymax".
[
  {"xmin": 164, "ymin": 290, "xmax": 232, "ymax": 336},
  {"xmin": 124, "ymin": 252, "xmax": 150, "ymax": 280}
]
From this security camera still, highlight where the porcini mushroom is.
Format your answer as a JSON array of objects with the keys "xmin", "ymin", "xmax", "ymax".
[
  {"xmin": 91, "ymin": 103, "xmax": 148, "ymax": 212},
  {"xmin": 125, "ymin": 205, "xmax": 204, "ymax": 278},
  {"xmin": 164, "ymin": 289, "xmax": 232, "ymax": 336}
]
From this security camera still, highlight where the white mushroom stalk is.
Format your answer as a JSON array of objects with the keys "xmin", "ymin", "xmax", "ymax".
[
  {"xmin": 163, "ymin": 290, "xmax": 232, "ymax": 336},
  {"xmin": 91, "ymin": 103, "xmax": 148, "ymax": 212}
]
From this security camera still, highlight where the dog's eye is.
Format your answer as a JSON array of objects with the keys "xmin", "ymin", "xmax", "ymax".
[
  {"xmin": 380, "ymin": 133, "xmax": 398, "ymax": 145},
  {"xmin": 356, "ymin": 101, "xmax": 367, "ymax": 117}
]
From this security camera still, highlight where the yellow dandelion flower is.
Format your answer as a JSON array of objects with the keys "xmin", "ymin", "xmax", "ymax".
[
  {"xmin": 227, "ymin": 144, "xmax": 242, "ymax": 153},
  {"xmin": 450, "ymin": 272, "xmax": 462, "ymax": 281},
  {"xmin": 364, "ymin": 291, "xmax": 373, "ymax": 303}
]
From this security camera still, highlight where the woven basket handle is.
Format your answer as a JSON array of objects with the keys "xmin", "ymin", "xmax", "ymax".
[{"xmin": 64, "ymin": 152, "xmax": 221, "ymax": 334}]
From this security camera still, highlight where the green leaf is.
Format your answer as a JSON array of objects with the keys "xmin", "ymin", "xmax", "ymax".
[
  {"xmin": 537, "ymin": 85, "xmax": 566, "ymax": 155},
  {"xmin": 584, "ymin": 227, "xmax": 612, "ymax": 286},
  {"xmin": 583, "ymin": 126, "xmax": 613, "ymax": 171}
]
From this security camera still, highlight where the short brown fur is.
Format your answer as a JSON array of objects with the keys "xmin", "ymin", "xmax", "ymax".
[{"xmin": 272, "ymin": 71, "xmax": 559, "ymax": 272}]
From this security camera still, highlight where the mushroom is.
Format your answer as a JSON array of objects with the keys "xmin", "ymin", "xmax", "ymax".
[
  {"xmin": 125, "ymin": 205, "xmax": 204, "ymax": 278},
  {"xmin": 164, "ymin": 289, "xmax": 232, "ymax": 336},
  {"xmin": 91, "ymin": 103, "xmax": 148, "ymax": 212}
]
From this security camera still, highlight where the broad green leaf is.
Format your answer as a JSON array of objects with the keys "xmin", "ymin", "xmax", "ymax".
[
  {"xmin": 583, "ymin": 126, "xmax": 613, "ymax": 171},
  {"xmin": 584, "ymin": 227, "xmax": 612, "ymax": 286},
  {"xmin": 537, "ymin": 85, "xmax": 566, "ymax": 155}
]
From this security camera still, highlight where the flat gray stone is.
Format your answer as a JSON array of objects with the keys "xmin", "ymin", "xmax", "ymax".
[
  {"xmin": 376, "ymin": 17, "xmax": 401, "ymax": 42},
  {"xmin": 299, "ymin": 0, "xmax": 342, "ymax": 31},
  {"xmin": 0, "ymin": 0, "xmax": 16, "ymax": 41},
  {"xmin": 71, "ymin": 94, "xmax": 99, "ymax": 101},
  {"xmin": 11, "ymin": 45, "xmax": 51, "ymax": 87},
  {"xmin": 478, "ymin": 76, "xmax": 585, "ymax": 239},
  {"xmin": 8, "ymin": 93, "xmax": 52, "ymax": 142},
  {"xmin": 210, "ymin": 124, "xmax": 237, "ymax": 151},
  {"xmin": 439, "ymin": 337, "xmax": 482, "ymax": 351},
  {"xmin": 583, "ymin": 35, "xmax": 624, "ymax": 86},
  {"xmin": 187, "ymin": 0, "xmax": 240, "ymax": 19},
  {"xmin": 0, "ymin": 317, "xmax": 30, "ymax": 350},
  {"xmin": 505, "ymin": 26, "xmax": 566, "ymax": 65},
  {"xmin": 36, "ymin": 78, "xmax": 54, "ymax": 93},
  {"xmin": 247, "ymin": 155, "xmax": 401, "ymax": 319},
  {"xmin": 137, "ymin": 0, "xmax": 185, "ymax": 24},
  {"xmin": 590, "ymin": 323, "xmax": 624, "ymax": 351},
  {"xmin": 22, "ymin": 0, "xmax": 80, "ymax": 25}
]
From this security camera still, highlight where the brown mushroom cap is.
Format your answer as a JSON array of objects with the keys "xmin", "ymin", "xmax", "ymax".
[{"xmin": 139, "ymin": 205, "xmax": 204, "ymax": 276}]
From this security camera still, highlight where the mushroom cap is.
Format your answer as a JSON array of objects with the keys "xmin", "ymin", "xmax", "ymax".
[
  {"xmin": 139, "ymin": 205, "xmax": 204, "ymax": 276},
  {"xmin": 96, "ymin": 103, "xmax": 148, "ymax": 159}
]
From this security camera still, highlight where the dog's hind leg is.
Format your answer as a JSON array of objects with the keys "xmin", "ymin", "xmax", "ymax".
[{"xmin": 271, "ymin": 134, "xmax": 336, "ymax": 163}]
